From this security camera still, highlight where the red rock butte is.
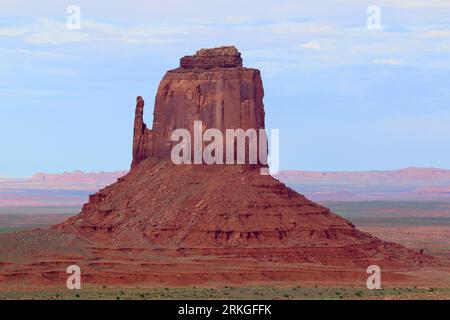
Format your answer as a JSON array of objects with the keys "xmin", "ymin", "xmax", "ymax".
[
  {"xmin": 131, "ymin": 46, "xmax": 265, "ymax": 167},
  {"xmin": 1, "ymin": 46, "xmax": 445, "ymax": 288},
  {"xmin": 57, "ymin": 46, "xmax": 426, "ymax": 264}
]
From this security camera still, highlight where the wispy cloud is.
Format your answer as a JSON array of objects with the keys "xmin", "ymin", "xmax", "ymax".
[
  {"xmin": 0, "ymin": 27, "xmax": 29, "ymax": 37},
  {"xmin": 302, "ymin": 41, "xmax": 321, "ymax": 50},
  {"xmin": 266, "ymin": 22, "xmax": 337, "ymax": 35},
  {"xmin": 371, "ymin": 59, "xmax": 406, "ymax": 65},
  {"xmin": 25, "ymin": 30, "xmax": 91, "ymax": 44},
  {"xmin": 376, "ymin": 0, "xmax": 450, "ymax": 9},
  {"xmin": 0, "ymin": 18, "xmax": 202, "ymax": 44},
  {"xmin": 0, "ymin": 47, "xmax": 64, "ymax": 57},
  {"xmin": 419, "ymin": 29, "xmax": 450, "ymax": 39}
]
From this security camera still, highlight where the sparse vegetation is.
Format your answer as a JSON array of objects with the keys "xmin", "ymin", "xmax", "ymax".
[{"xmin": 0, "ymin": 286, "xmax": 448, "ymax": 300}]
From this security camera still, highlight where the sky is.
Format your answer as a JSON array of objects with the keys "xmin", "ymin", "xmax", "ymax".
[{"xmin": 1, "ymin": 0, "xmax": 450, "ymax": 176}]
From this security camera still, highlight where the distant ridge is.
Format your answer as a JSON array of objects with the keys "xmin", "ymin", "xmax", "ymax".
[
  {"xmin": 0, "ymin": 171, "xmax": 126, "ymax": 207},
  {"xmin": 275, "ymin": 167, "xmax": 450, "ymax": 201},
  {"xmin": 1, "ymin": 167, "xmax": 449, "ymax": 206},
  {"xmin": 31, "ymin": 170, "xmax": 127, "ymax": 184}
]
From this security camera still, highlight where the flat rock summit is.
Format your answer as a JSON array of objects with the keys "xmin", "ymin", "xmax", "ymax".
[{"xmin": 1, "ymin": 46, "xmax": 445, "ymax": 288}]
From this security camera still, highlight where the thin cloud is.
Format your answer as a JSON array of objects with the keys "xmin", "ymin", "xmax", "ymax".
[
  {"xmin": 266, "ymin": 22, "xmax": 337, "ymax": 35},
  {"xmin": 302, "ymin": 41, "xmax": 321, "ymax": 50},
  {"xmin": 0, "ymin": 47, "xmax": 64, "ymax": 57},
  {"xmin": 371, "ymin": 59, "xmax": 406, "ymax": 65},
  {"xmin": 420, "ymin": 29, "xmax": 450, "ymax": 38},
  {"xmin": 25, "ymin": 31, "xmax": 91, "ymax": 44},
  {"xmin": 0, "ymin": 27, "xmax": 29, "ymax": 37},
  {"xmin": 376, "ymin": 0, "xmax": 450, "ymax": 9},
  {"xmin": 2, "ymin": 18, "xmax": 201, "ymax": 44}
]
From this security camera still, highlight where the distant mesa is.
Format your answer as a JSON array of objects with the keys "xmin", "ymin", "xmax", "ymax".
[
  {"xmin": 2, "ymin": 167, "xmax": 450, "ymax": 207},
  {"xmin": 276, "ymin": 167, "xmax": 450, "ymax": 201},
  {"xmin": 31, "ymin": 171, "xmax": 127, "ymax": 184}
]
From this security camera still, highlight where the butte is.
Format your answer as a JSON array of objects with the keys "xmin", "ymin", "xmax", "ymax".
[{"xmin": 0, "ymin": 46, "xmax": 445, "ymax": 288}]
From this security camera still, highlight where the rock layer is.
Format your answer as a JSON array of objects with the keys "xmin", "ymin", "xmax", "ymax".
[
  {"xmin": 180, "ymin": 46, "xmax": 243, "ymax": 69},
  {"xmin": 56, "ymin": 158, "xmax": 428, "ymax": 269}
]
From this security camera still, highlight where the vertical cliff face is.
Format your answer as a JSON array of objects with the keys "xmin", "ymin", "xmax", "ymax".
[
  {"xmin": 131, "ymin": 96, "xmax": 153, "ymax": 167},
  {"xmin": 131, "ymin": 46, "xmax": 265, "ymax": 167}
]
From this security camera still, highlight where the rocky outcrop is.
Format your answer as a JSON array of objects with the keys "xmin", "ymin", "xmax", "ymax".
[
  {"xmin": 131, "ymin": 96, "xmax": 153, "ymax": 167},
  {"xmin": 131, "ymin": 46, "xmax": 265, "ymax": 167},
  {"xmin": 56, "ymin": 158, "xmax": 426, "ymax": 271},
  {"xmin": 180, "ymin": 46, "xmax": 243, "ymax": 69}
]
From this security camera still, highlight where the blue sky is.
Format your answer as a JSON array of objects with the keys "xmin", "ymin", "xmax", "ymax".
[{"xmin": 1, "ymin": 0, "xmax": 450, "ymax": 176}]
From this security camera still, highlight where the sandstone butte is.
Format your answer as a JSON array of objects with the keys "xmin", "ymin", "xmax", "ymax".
[{"xmin": 0, "ymin": 46, "xmax": 448, "ymax": 289}]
